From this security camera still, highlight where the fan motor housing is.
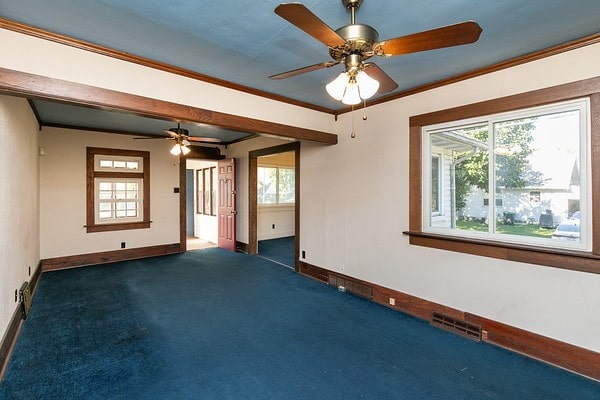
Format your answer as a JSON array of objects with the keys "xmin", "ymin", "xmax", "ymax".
[{"xmin": 330, "ymin": 24, "xmax": 379, "ymax": 61}]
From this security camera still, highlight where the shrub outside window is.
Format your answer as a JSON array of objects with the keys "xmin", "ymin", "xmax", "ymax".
[{"xmin": 422, "ymin": 99, "xmax": 590, "ymax": 251}]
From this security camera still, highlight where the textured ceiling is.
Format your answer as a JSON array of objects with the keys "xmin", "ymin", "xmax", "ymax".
[{"xmin": 2, "ymin": 0, "xmax": 600, "ymax": 139}]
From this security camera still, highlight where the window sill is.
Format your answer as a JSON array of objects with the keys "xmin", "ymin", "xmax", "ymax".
[
  {"xmin": 403, "ymin": 230, "xmax": 600, "ymax": 275},
  {"xmin": 86, "ymin": 221, "xmax": 151, "ymax": 233}
]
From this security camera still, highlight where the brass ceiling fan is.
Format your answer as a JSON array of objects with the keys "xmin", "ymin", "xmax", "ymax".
[
  {"xmin": 270, "ymin": 0, "xmax": 482, "ymax": 105},
  {"xmin": 134, "ymin": 123, "xmax": 221, "ymax": 155}
]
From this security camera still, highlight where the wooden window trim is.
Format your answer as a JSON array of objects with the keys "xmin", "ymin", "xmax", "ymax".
[
  {"xmin": 406, "ymin": 76, "xmax": 600, "ymax": 275},
  {"xmin": 86, "ymin": 147, "xmax": 151, "ymax": 233}
]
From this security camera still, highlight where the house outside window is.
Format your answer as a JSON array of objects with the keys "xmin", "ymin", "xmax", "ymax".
[
  {"xmin": 86, "ymin": 148, "xmax": 150, "ymax": 233},
  {"xmin": 422, "ymin": 98, "xmax": 590, "ymax": 251}
]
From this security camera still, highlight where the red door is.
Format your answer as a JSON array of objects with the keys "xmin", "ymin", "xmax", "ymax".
[{"xmin": 218, "ymin": 158, "xmax": 236, "ymax": 251}]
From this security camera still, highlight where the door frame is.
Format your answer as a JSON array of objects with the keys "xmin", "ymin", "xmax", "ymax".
[
  {"xmin": 248, "ymin": 142, "xmax": 300, "ymax": 270},
  {"xmin": 179, "ymin": 151, "xmax": 225, "ymax": 252}
]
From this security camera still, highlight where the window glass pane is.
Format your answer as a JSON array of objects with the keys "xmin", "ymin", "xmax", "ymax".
[
  {"xmin": 99, "ymin": 182, "xmax": 112, "ymax": 191},
  {"xmin": 258, "ymin": 167, "xmax": 277, "ymax": 204},
  {"xmin": 113, "ymin": 161, "xmax": 126, "ymax": 169},
  {"xmin": 197, "ymin": 170, "xmax": 204, "ymax": 214},
  {"xmin": 278, "ymin": 168, "xmax": 295, "ymax": 203},
  {"xmin": 204, "ymin": 169, "xmax": 211, "ymax": 215},
  {"xmin": 429, "ymin": 124, "xmax": 489, "ymax": 231},
  {"xmin": 126, "ymin": 161, "xmax": 139, "ymax": 170},
  {"xmin": 493, "ymin": 110, "xmax": 581, "ymax": 242},
  {"xmin": 99, "ymin": 160, "xmax": 113, "ymax": 168},
  {"xmin": 99, "ymin": 211, "xmax": 112, "ymax": 219},
  {"xmin": 98, "ymin": 202, "xmax": 112, "ymax": 211}
]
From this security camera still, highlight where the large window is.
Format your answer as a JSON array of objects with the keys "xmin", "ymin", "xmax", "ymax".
[
  {"xmin": 408, "ymin": 77, "xmax": 600, "ymax": 274},
  {"xmin": 257, "ymin": 166, "xmax": 295, "ymax": 205},
  {"xmin": 86, "ymin": 148, "xmax": 150, "ymax": 232},
  {"xmin": 423, "ymin": 99, "xmax": 590, "ymax": 251}
]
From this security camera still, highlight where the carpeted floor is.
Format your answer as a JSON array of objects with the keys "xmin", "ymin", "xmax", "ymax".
[
  {"xmin": 1, "ymin": 248, "xmax": 598, "ymax": 399},
  {"xmin": 258, "ymin": 236, "xmax": 294, "ymax": 268}
]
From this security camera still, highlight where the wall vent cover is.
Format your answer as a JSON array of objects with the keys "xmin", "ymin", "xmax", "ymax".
[
  {"xmin": 328, "ymin": 275, "xmax": 373, "ymax": 299},
  {"xmin": 431, "ymin": 312, "xmax": 481, "ymax": 341}
]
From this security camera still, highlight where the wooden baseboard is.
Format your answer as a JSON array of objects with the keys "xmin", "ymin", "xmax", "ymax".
[
  {"xmin": 236, "ymin": 241, "xmax": 249, "ymax": 254},
  {"xmin": 0, "ymin": 261, "xmax": 43, "ymax": 382},
  {"xmin": 299, "ymin": 262, "xmax": 600, "ymax": 382},
  {"xmin": 41, "ymin": 243, "xmax": 181, "ymax": 272}
]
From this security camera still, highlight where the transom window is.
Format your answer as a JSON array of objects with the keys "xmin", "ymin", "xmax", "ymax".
[
  {"xmin": 86, "ymin": 148, "xmax": 150, "ymax": 233},
  {"xmin": 422, "ymin": 98, "xmax": 590, "ymax": 251}
]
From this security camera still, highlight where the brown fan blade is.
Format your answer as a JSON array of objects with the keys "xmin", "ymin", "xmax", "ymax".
[
  {"xmin": 163, "ymin": 128, "xmax": 188, "ymax": 138},
  {"xmin": 364, "ymin": 63, "xmax": 398, "ymax": 94},
  {"xmin": 269, "ymin": 61, "xmax": 340, "ymax": 80},
  {"xmin": 379, "ymin": 21, "xmax": 482, "ymax": 56},
  {"xmin": 186, "ymin": 136, "xmax": 222, "ymax": 144},
  {"xmin": 275, "ymin": 3, "xmax": 346, "ymax": 48},
  {"xmin": 133, "ymin": 136, "xmax": 172, "ymax": 140}
]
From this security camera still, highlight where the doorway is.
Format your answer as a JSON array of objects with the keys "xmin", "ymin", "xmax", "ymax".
[
  {"xmin": 249, "ymin": 142, "xmax": 300, "ymax": 270},
  {"xmin": 186, "ymin": 159, "xmax": 219, "ymax": 251}
]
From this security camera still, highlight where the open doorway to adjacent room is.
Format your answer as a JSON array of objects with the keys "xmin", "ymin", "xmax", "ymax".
[
  {"xmin": 186, "ymin": 159, "xmax": 218, "ymax": 251},
  {"xmin": 249, "ymin": 142, "xmax": 300, "ymax": 270}
]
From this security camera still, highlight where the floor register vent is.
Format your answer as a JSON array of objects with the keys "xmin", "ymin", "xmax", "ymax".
[
  {"xmin": 431, "ymin": 312, "xmax": 481, "ymax": 341},
  {"xmin": 19, "ymin": 281, "xmax": 32, "ymax": 319}
]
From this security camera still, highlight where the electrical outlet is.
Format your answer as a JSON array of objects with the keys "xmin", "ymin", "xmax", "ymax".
[
  {"xmin": 482, "ymin": 330, "xmax": 488, "ymax": 340},
  {"xmin": 272, "ymin": 224, "xmax": 275, "ymax": 229},
  {"xmin": 14, "ymin": 289, "xmax": 17, "ymax": 302},
  {"xmin": 121, "ymin": 242, "xmax": 126, "ymax": 249},
  {"xmin": 389, "ymin": 297, "xmax": 396, "ymax": 306},
  {"xmin": 301, "ymin": 250, "xmax": 306, "ymax": 259},
  {"xmin": 28, "ymin": 266, "xmax": 31, "ymax": 276}
]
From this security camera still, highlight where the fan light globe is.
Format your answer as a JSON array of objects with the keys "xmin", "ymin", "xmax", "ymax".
[
  {"xmin": 342, "ymin": 81, "xmax": 361, "ymax": 105},
  {"xmin": 326, "ymin": 72, "xmax": 349, "ymax": 100},
  {"xmin": 181, "ymin": 145, "xmax": 191, "ymax": 155},
  {"xmin": 356, "ymin": 70, "xmax": 379, "ymax": 99},
  {"xmin": 170, "ymin": 143, "xmax": 182, "ymax": 155}
]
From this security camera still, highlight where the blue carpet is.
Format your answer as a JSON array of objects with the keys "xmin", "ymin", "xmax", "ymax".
[
  {"xmin": 258, "ymin": 236, "xmax": 294, "ymax": 268},
  {"xmin": 1, "ymin": 248, "xmax": 598, "ymax": 399}
]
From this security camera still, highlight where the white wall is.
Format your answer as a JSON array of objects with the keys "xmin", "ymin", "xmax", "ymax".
[
  {"xmin": 0, "ymin": 96, "xmax": 40, "ymax": 338},
  {"xmin": 39, "ymin": 128, "xmax": 180, "ymax": 258},
  {"xmin": 300, "ymin": 42, "xmax": 600, "ymax": 353},
  {"xmin": 226, "ymin": 137, "xmax": 298, "ymax": 244}
]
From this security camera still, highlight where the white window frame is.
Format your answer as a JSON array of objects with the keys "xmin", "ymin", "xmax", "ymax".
[
  {"xmin": 94, "ymin": 178, "xmax": 144, "ymax": 225},
  {"xmin": 422, "ymin": 98, "xmax": 591, "ymax": 252}
]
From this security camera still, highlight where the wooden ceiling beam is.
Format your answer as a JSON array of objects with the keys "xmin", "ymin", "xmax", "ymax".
[{"xmin": 0, "ymin": 67, "xmax": 338, "ymax": 145}]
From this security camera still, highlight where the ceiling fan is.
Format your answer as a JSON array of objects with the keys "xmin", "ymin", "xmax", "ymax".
[
  {"xmin": 134, "ymin": 123, "xmax": 221, "ymax": 155},
  {"xmin": 270, "ymin": 0, "xmax": 482, "ymax": 104}
]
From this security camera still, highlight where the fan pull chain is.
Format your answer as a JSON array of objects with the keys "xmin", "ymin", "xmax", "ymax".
[
  {"xmin": 351, "ymin": 105, "xmax": 356, "ymax": 138},
  {"xmin": 362, "ymin": 99, "xmax": 368, "ymax": 121}
]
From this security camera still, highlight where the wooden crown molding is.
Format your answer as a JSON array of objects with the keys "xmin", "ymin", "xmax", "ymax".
[
  {"xmin": 0, "ymin": 18, "xmax": 336, "ymax": 115},
  {"xmin": 2, "ymin": 18, "xmax": 599, "ymax": 117}
]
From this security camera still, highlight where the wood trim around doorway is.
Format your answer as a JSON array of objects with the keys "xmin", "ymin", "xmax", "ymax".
[{"xmin": 248, "ymin": 142, "xmax": 301, "ymax": 270}]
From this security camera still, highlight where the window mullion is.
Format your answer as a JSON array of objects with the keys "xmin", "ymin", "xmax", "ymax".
[{"xmin": 488, "ymin": 120, "xmax": 496, "ymax": 235}]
